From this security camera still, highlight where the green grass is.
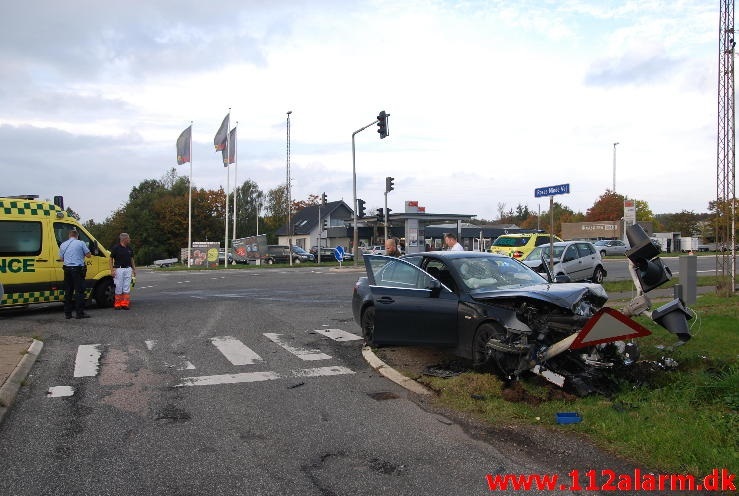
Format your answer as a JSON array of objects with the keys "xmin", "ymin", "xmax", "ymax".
[
  {"xmin": 602, "ymin": 275, "xmax": 733, "ymax": 293},
  {"xmin": 416, "ymin": 293, "xmax": 738, "ymax": 476}
]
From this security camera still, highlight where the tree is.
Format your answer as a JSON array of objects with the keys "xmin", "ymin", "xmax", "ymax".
[
  {"xmin": 585, "ymin": 190, "xmax": 624, "ymax": 221},
  {"xmin": 232, "ymin": 179, "xmax": 265, "ymax": 239}
]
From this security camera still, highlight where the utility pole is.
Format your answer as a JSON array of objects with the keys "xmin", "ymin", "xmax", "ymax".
[
  {"xmin": 717, "ymin": 0, "xmax": 736, "ymax": 293},
  {"xmin": 286, "ymin": 111, "xmax": 292, "ymax": 267}
]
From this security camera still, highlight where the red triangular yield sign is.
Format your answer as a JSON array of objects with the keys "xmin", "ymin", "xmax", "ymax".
[{"xmin": 570, "ymin": 307, "xmax": 652, "ymax": 349}]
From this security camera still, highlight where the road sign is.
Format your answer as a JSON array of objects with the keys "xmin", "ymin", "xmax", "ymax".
[
  {"xmin": 535, "ymin": 183, "xmax": 570, "ymax": 198},
  {"xmin": 334, "ymin": 246, "xmax": 344, "ymax": 262},
  {"xmin": 570, "ymin": 307, "xmax": 652, "ymax": 349}
]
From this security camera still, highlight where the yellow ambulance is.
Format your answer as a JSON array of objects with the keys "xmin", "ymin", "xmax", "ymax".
[{"xmin": 0, "ymin": 195, "xmax": 114, "ymax": 310}]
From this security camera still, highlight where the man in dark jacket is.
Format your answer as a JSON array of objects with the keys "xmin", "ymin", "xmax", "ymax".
[{"xmin": 109, "ymin": 233, "xmax": 136, "ymax": 309}]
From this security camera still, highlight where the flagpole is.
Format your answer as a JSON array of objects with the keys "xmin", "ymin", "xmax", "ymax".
[
  {"xmin": 188, "ymin": 121, "xmax": 193, "ymax": 268},
  {"xmin": 232, "ymin": 122, "xmax": 238, "ymax": 240},
  {"xmin": 224, "ymin": 109, "xmax": 231, "ymax": 268}
]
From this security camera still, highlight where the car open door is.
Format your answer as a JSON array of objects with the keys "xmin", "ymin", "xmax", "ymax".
[{"xmin": 363, "ymin": 255, "xmax": 458, "ymax": 345}]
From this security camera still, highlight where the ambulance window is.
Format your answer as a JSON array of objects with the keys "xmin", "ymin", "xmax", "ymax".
[
  {"xmin": 53, "ymin": 223, "xmax": 92, "ymax": 246},
  {"xmin": 0, "ymin": 221, "xmax": 42, "ymax": 256}
]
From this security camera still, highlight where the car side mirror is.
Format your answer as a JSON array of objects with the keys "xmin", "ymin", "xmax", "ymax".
[{"xmin": 553, "ymin": 274, "xmax": 571, "ymax": 283}]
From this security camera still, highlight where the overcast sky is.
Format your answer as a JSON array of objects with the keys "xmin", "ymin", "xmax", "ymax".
[{"xmin": 0, "ymin": 1, "xmax": 719, "ymax": 223}]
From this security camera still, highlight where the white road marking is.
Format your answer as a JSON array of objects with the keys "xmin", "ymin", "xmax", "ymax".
[
  {"xmin": 145, "ymin": 340, "xmax": 157, "ymax": 351},
  {"xmin": 291, "ymin": 366, "xmax": 355, "ymax": 378},
  {"xmin": 73, "ymin": 344, "xmax": 102, "ymax": 377},
  {"xmin": 264, "ymin": 333, "xmax": 331, "ymax": 361},
  {"xmin": 177, "ymin": 371, "xmax": 281, "ymax": 387},
  {"xmin": 314, "ymin": 328, "xmax": 363, "ymax": 342},
  {"xmin": 175, "ymin": 366, "xmax": 354, "ymax": 387},
  {"xmin": 210, "ymin": 336, "xmax": 263, "ymax": 365},
  {"xmin": 46, "ymin": 386, "xmax": 75, "ymax": 397}
]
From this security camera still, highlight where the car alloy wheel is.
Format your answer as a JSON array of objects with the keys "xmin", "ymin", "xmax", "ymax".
[
  {"xmin": 592, "ymin": 266, "xmax": 605, "ymax": 284},
  {"xmin": 472, "ymin": 323, "xmax": 522, "ymax": 378},
  {"xmin": 361, "ymin": 306, "xmax": 376, "ymax": 346},
  {"xmin": 600, "ymin": 250, "xmax": 607, "ymax": 257}
]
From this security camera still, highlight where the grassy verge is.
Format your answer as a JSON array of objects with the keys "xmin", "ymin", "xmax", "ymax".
[{"xmin": 414, "ymin": 293, "xmax": 738, "ymax": 475}]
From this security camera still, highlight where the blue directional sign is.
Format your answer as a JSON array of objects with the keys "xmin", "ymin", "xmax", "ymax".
[
  {"xmin": 334, "ymin": 246, "xmax": 345, "ymax": 262},
  {"xmin": 535, "ymin": 183, "xmax": 570, "ymax": 198}
]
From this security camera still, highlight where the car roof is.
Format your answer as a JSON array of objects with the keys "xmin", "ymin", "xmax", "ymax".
[{"xmin": 403, "ymin": 251, "xmax": 511, "ymax": 261}]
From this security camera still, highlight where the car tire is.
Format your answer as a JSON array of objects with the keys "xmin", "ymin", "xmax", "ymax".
[
  {"xmin": 472, "ymin": 322, "xmax": 522, "ymax": 378},
  {"xmin": 266, "ymin": 258, "xmax": 274, "ymax": 265},
  {"xmin": 94, "ymin": 279, "xmax": 115, "ymax": 308},
  {"xmin": 600, "ymin": 250, "xmax": 607, "ymax": 258},
  {"xmin": 360, "ymin": 305, "xmax": 376, "ymax": 346},
  {"xmin": 294, "ymin": 258, "xmax": 301, "ymax": 264},
  {"xmin": 592, "ymin": 266, "xmax": 606, "ymax": 284}
]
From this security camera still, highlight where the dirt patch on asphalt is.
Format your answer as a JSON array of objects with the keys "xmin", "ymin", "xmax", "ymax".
[{"xmin": 373, "ymin": 346, "xmax": 460, "ymax": 378}]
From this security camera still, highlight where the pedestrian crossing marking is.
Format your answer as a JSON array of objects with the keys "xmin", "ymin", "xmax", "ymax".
[
  {"xmin": 264, "ymin": 333, "xmax": 332, "ymax": 361},
  {"xmin": 50, "ymin": 329, "xmax": 362, "ymax": 396},
  {"xmin": 176, "ymin": 365, "xmax": 354, "ymax": 387},
  {"xmin": 210, "ymin": 336, "xmax": 263, "ymax": 365},
  {"xmin": 73, "ymin": 344, "xmax": 102, "ymax": 377},
  {"xmin": 312, "ymin": 328, "xmax": 363, "ymax": 342}
]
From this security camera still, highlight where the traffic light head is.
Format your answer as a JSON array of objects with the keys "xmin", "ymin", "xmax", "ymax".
[
  {"xmin": 625, "ymin": 224, "xmax": 671, "ymax": 293},
  {"xmin": 322, "ymin": 219, "xmax": 328, "ymax": 230},
  {"xmin": 651, "ymin": 299, "xmax": 692, "ymax": 342},
  {"xmin": 377, "ymin": 208, "xmax": 384, "ymax": 222},
  {"xmin": 356, "ymin": 199, "xmax": 366, "ymax": 218},
  {"xmin": 385, "ymin": 176, "xmax": 394, "ymax": 192},
  {"xmin": 377, "ymin": 110, "xmax": 389, "ymax": 139},
  {"xmin": 321, "ymin": 192, "xmax": 327, "ymax": 205}
]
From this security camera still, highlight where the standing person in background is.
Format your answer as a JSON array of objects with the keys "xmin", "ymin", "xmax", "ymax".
[
  {"xmin": 444, "ymin": 233, "xmax": 464, "ymax": 251},
  {"xmin": 385, "ymin": 238, "xmax": 402, "ymax": 257},
  {"xmin": 59, "ymin": 229, "xmax": 92, "ymax": 319},
  {"xmin": 110, "ymin": 233, "xmax": 136, "ymax": 310}
]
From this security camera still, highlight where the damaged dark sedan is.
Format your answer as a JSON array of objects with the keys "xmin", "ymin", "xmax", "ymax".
[{"xmin": 353, "ymin": 252, "xmax": 637, "ymax": 394}]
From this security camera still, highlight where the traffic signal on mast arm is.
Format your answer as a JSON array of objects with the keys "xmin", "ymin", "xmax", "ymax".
[
  {"xmin": 356, "ymin": 199, "xmax": 366, "ymax": 219},
  {"xmin": 321, "ymin": 192, "xmax": 327, "ymax": 205},
  {"xmin": 385, "ymin": 176, "xmax": 394, "ymax": 192},
  {"xmin": 377, "ymin": 110, "xmax": 389, "ymax": 139},
  {"xmin": 625, "ymin": 224, "xmax": 692, "ymax": 341}
]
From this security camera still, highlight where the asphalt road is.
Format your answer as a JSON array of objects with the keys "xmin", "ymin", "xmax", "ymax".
[
  {"xmin": 602, "ymin": 254, "xmax": 717, "ymax": 281},
  {"xmin": 0, "ymin": 266, "xmax": 616, "ymax": 496}
]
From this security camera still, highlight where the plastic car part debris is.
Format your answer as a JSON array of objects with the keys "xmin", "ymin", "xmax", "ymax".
[{"xmin": 556, "ymin": 412, "xmax": 582, "ymax": 424}]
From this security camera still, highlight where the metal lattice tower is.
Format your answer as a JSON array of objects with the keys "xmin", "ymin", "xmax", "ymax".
[{"xmin": 717, "ymin": 0, "xmax": 736, "ymax": 292}]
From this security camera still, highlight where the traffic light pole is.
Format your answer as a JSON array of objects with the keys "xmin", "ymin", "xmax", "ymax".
[
  {"xmin": 351, "ymin": 119, "xmax": 379, "ymax": 265},
  {"xmin": 384, "ymin": 191, "xmax": 388, "ymax": 242}
]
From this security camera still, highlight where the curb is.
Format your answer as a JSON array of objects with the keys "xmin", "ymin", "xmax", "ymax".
[
  {"xmin": 0, "ymin": 339, "xmax": 43, "ymax": 426},
  {"xmin": 361, "ymin": 345, "xmax": 432, "ymax": 396}
]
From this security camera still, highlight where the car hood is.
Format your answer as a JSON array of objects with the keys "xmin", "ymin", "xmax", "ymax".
[{"xmin": 469, "ymin": 283, "xmax": 608, "ymax": 312}]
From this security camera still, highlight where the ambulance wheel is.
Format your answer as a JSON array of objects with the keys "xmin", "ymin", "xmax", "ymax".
[{"xmin": 95, "ymin": 279, "xmax": 115, "ymax": 308}]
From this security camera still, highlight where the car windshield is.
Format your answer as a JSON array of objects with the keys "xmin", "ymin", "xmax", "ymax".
[
  {"xmin": 492, "ymin": 237, "xmax": 528, "ymax": 247},
  {"xmin": 292, "ymin": 246, "xmax": 309, "ymax": 254},
  {"xmin": 526, "ymin": 245, "xmax": 566, "ymax": 261},
  {"xmin": 449, "ymin": 256, "xmax": 547, "ymax": 291}
]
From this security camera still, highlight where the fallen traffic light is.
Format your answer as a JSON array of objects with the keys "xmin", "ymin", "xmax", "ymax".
[
  {"xmin": 651, "ymin": 299, "xmax": 692, "ymax": 342},
  {"xmin": 625, "ymin": 224, "xmax": 671, "ymax": 293}
]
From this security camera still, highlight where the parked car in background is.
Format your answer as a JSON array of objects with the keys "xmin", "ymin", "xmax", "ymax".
[
  {"xmin": 217, "ymin": 249, "xmax": 234, "ymax": 264},
  {"xmin": 363, "ymin": 245, "xmax": 385, "ymax": 255},
  {"xmin": 264, "ymin": 245, "xmax": 315, "ymax": 264},
  {"xmin": 523, "ymin": 241, "xmax": 606, "ymax": 283},
  {"xmin": 488, "ymin": 233, "xmax": 562, "ymax": 259},
  {"xmin": 593, "ymin": 239, "xmax": 629, "ymax": 257},
  {"xmin": 314, "ymin": 246, "xmax": 353, "ymax": 262}
]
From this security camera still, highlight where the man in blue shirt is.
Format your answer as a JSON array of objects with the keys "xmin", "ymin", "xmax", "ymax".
[{"xmin": 58, "ymin": 229, "xmax": 92, "ymax": 319}]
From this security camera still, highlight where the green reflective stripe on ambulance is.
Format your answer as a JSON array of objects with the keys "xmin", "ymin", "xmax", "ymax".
[
  {"xmin": 0, "ymin": 200, "xmax": 61, "ymax": 217},
  {"xmin": 0, "ymin": 288, "xmax": 92, "ymax": 306}
]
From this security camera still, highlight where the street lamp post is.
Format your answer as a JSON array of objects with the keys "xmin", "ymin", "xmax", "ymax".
[
  {"xmin": 613, "ymin": 142, "xmax": 620, "ymax": 192},
  {"xmin": 287, "ymin": 111, "xmax": 292, "ymax": 267}
]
